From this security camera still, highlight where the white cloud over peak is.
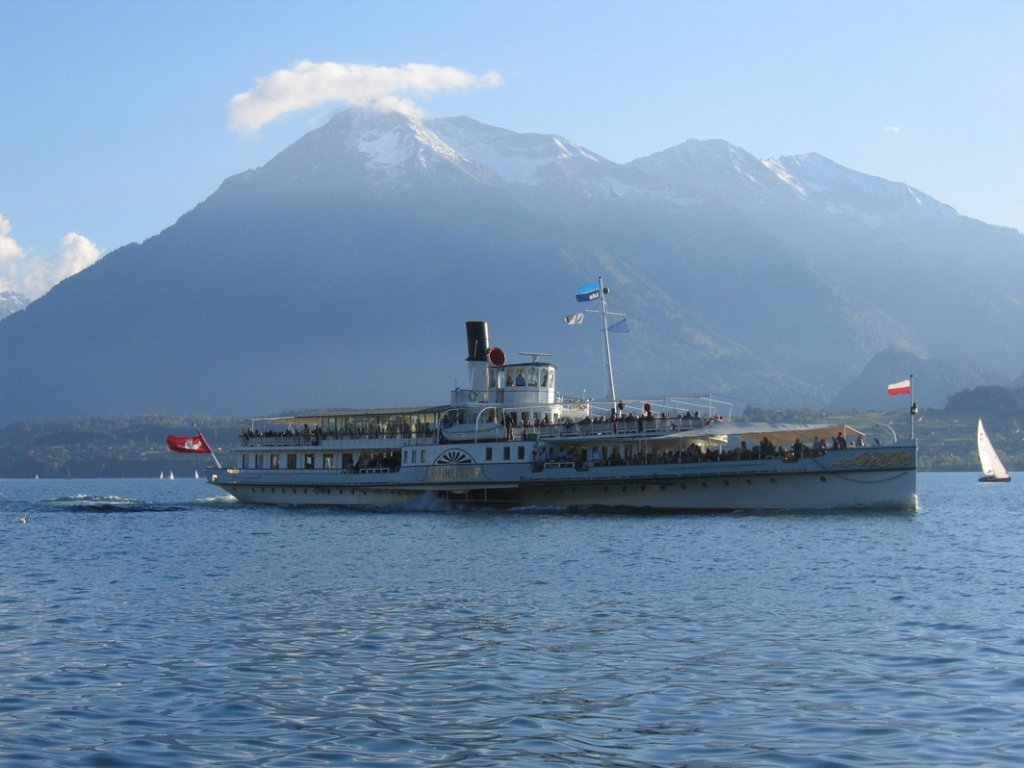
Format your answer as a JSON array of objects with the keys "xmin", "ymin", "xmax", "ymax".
[
  {"xmin": 0, "ymin": 213, "xmax": 101, "ymax": 299},
  {"xmin": 0, "ymin": 213, "xmax": 24, "ymax": 264},
  {"xmin": 228, "ymin": 61, "xmax": 503, "ymax": 134},
  {"xmin": 53, "ymin": 232, "xmax": 101, "ymax": 283},
  {"xmin": 884, "ymin": 125, "xmax": 903, "ymax": 135}
]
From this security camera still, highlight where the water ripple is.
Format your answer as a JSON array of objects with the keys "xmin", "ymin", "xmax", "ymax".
[{"xmin": 2, "ymin": 475, "xmax": 1024, "ymax": 766}]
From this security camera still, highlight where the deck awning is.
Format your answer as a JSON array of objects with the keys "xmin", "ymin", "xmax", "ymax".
[
  {"xmin": 549, "ymin": 422, "xmax": 863, "ymax": 446},
  {"xmin": 658, "ymin": 422, "xmax": 864, "ymax": 445}
]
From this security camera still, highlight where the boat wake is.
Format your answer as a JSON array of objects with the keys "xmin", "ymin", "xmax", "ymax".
[{"xmin": 46, "ymin": 494, "xmax": 188, "ymax": 514}]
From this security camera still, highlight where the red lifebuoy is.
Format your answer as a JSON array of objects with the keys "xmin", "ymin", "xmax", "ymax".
[{"xmin": 488, "ymin": 347, "xmax": 506, "ymax": 366}]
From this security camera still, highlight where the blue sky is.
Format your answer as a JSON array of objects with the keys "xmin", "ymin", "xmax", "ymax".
[{"xmin": 2, "ymin": 0, "xmax": 1022, "ymax": 298}]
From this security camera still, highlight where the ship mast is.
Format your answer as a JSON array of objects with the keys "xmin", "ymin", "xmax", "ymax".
[
  {"xmin": 598, "ymin": 276, "xmax": 617, "ymax": 401},
  {"xmin": 571, "ymin": 275, "xmax": 627, "ymax": 402}
]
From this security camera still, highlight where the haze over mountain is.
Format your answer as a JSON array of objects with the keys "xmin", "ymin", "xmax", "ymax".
[{"xmin": 1, "ymin": 107, "xmax": 1022, "ymax": 424}]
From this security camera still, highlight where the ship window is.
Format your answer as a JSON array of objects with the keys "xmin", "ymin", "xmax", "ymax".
[
  {"xmin": 304, "ymin": 454, "xmax": 314, "ymax": 469},
  {"xmin": 518, "ymin": 446, "xmax": 525, "ymax": 460},
  {"xmin": 242, "ymin": 454, "xmax": 249, "ymax": 469},
  {"xmin": 270, "ymin": 454, "xmax": 279, "ymax": 469},
  {"xmin": 540, "ymin": 368, "xmax": 549, "ymax": 387},
  {"xmin": 287, "ymin": 454, "xmax": 297, "ymax": 469},
  {"xmin": 255, "ymin": 454, "xmax": 264, "ymax": 469},
  {"xmin": 420, "ymin": 450, "xmax": 426, "ymax": 463},
  {"xmin": 323, "ymin": 454, "xmax": 334, "ymax": 470},
  {"xmin": 503, "ymin": 446, "xmax": 511, "ymax": 460},
  {"xmin": 486, "ymin": 447, "xmax": 493, "ymax": 461},
  {"xmin": 528, "ymin": 368, "xmax": 538, "ymax": 386}
]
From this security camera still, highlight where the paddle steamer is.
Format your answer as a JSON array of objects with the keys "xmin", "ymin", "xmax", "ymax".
[{"xmin": 208, "ymin": 286, "xmax": 917, "ymax": 512}]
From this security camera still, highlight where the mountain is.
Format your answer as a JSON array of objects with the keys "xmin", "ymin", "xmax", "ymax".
[
  {"xmin": 0, "ymin": 290, "xmax": 30, "ymax": 320},
  {"xmin": 1, "ymin": 107, "xmax": 1022, "ymax": 424}
]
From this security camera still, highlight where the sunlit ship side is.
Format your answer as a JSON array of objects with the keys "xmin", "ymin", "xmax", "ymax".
[{"xmin": 208, "ymin": 319, "xmax": 917, "ymax": 512}]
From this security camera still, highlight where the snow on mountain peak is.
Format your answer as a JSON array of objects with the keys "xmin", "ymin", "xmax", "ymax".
[
  {"xmin": 762, "ymin": 158, "xmax": 807, "ymax": 197},
  {"xmin": 429, "ymin": 117, "xmax": 600, "ymax": 184},
  {"xmin": 327, "ymin": 108, "xmax": 469, "ymax": 178},
  {"xmin": 0, "ymin": 289, "xmax": 30, "ymax": 319}
]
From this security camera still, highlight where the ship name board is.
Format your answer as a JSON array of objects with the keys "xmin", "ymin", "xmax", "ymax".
[{"xmin": 428, "ymin": 466, "xmax": 483, "ymax": 482}]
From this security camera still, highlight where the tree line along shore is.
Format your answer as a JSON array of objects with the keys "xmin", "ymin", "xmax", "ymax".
[{"xmin": 0, "ymin": 386, "xmax": 1020, "ymax": 478}]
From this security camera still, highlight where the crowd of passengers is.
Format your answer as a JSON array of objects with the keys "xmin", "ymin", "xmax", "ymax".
[
  {"xmin": 239, "ymin": 418, "xmax": 870, "ymax": 458},
  {"xmin": 241, "ymin": 422, "xmax": 436, "ymax": 444},
  {"xmin": 506, "ymin": 410, "xmax": 722, "ymax": 437},
  {"xmin": 534, "ymin": 432, "xmax": 867, "ymax": 470}
]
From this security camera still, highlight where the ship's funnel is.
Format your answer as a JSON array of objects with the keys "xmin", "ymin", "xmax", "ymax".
[{"xmin": 465, "ymin": 321, "xmax": 489, "ymax": 362}]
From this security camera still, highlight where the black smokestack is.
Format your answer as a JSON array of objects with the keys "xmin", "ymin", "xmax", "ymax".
[{"xmin": 465, "ymin": 321, "xmax": 489, "ymax": 362}]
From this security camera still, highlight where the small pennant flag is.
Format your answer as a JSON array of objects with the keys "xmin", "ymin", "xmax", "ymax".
[
  {"xmin": 564, "ymin": 312, "xmax": 585, "ymax": 325},
  {"xmin": 887, "ymin": 379, "xmax": 912, "ymax": 396},
  {"xmin": 608, "ymin": 318, "xmax": 629, "ymax": 333},
  {"xmin": 166, "ymin": 434, "xmax": 211, "ymax": 453},
  {"xmin": 575, "ymin": 280, "xmax": 602, "ymax": 303}
]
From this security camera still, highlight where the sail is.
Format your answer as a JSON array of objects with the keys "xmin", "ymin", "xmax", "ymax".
[{"xmin": 977, "ymin": 420, "xmax": 1010, "ymax": 480}]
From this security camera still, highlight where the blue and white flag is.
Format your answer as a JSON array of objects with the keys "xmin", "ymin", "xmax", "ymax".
[
  {"xmin": 575, "ymin": 280, "xmax": 602, "ymax": 303},
  {"xmin": 608, "ymin": 319, "xmax": 629, "ymax": 333},
  {"xmin": 564, "ymin": 312, "xmax": 585, "ymax": 325}
]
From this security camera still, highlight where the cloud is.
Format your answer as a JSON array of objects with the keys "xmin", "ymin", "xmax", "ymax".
[
  {"xmin": 52, "ymin": 232, "xmax": 101, "ymax": 283},
  {"xmin": 884, "ymin": 125, "xmax": 903, "ymax": 135},
  {"xmin": 0, "ymin": 213, "xmax": 25, "ymax": 264},
  {"xmin": 228, "ymin": 61, "xmax": 503, "ymax": 133},
  {"xmin": 0, "ymin": 213, "xmax": 101, "ymax": 299}
]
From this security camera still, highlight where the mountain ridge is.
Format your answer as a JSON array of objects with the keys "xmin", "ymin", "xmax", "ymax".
[{"xmin": 1, "ymin": 107, "xmax": 1021, "ymax": 423}]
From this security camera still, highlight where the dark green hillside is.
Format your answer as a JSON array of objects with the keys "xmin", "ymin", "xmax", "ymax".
[
  {"xmin": 747, "ymin": 390, "xmax": 1023, "ymax": 473},
  {"xmin": 0, "ymin": 415, "xmax": 241, "ymax": 478},
  {"xmin": 4, "ymin": 387, "xmax": 1023, "ymax": 477}
]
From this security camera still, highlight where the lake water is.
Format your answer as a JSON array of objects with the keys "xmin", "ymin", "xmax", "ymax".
[{"xmin": 1, "ymin": 473, "xmax": 1022, "ymax": 767}]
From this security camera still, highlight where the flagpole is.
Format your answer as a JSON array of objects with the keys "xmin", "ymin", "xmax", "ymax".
[
  {"xmin": 194, "ymin": 423, "xmax": 222, "ymax": 469},
  {"xmin": 909, "ymin": 375, "xmax": 916, "ymax": 441},
  {"xmin": 598, "ymin": 276, "xmax": 617, "ymax": 402}
]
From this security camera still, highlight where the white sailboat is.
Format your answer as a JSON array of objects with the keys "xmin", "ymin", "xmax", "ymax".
[{"xmin": 977, "ymin": 419, "xmax": 1010, "ymax": 482}]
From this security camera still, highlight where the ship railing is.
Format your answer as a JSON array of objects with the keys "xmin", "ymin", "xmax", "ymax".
[
  {"xmin": 516, "ymin": 417, "xmax": 712, "ymax": 441},
  {"xmin": 241, "ymin": 433, "xmax": 320, "ymax": 447},
  {"xmin": 534, "ymin": 443, "xmax": 868, "ymax": 470},
  {"xmin": 240, "ymin": 431, "xmax": 438, "ymax": 448}
]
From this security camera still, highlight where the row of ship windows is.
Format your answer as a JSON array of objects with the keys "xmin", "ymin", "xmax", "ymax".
[{"xmin": 240, "ymin": 446, "xmax": 529, "ymax": 470}]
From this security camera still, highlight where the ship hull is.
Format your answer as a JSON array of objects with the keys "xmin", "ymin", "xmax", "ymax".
[{"xmin": 209, "ymin": 444, "xmax": 917, "ymax": 512}]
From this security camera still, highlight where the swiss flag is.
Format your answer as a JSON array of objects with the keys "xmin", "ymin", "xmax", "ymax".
[{"xmin": 166, "ymin": 435, "xmax": 211, "ymax": 453}]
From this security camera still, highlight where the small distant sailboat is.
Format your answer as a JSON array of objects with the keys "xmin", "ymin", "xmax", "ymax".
[
  {"xmin": 160, "ymin": 471, "xmax": 164, "ymax": 480},
  {"xmin": 978, "ymin": 419, "xmax": 1011, "ymax": 482},
  {"xmin": 169, "ymin": 470, "xmax": 175, "ymax": 480},
  {"xmin": 194, "ymin": 470, "xmax": 200, "ymax": 479}
]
